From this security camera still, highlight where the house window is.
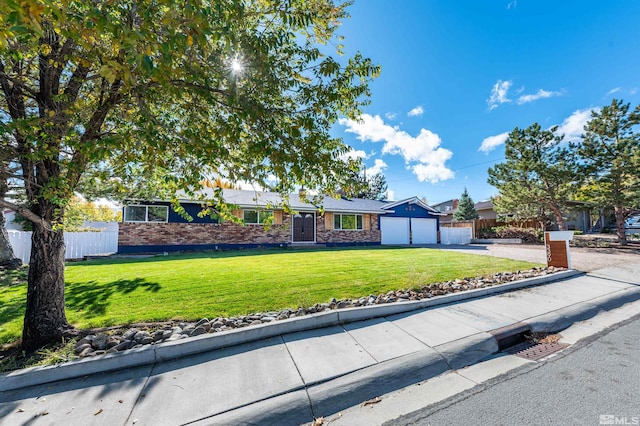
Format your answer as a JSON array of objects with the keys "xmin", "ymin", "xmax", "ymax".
[
  {"xmin": 124, "ymin": 205, "xmax": 169, "ymax": 223},
  {"xmin": 243, "ymin": 209, "xmax": 274, "ymax": 225},
  {"xmin": 334, "ymin": 214, "xmax": 363, "ymax": 230}
]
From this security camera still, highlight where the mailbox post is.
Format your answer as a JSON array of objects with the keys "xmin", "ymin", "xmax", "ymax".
[{"xmin": 544, "ymin": 231, "xmax": 574, "ymax": 269}]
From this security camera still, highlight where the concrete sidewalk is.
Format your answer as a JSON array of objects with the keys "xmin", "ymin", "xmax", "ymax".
[{"xmin": 1, "ymin": 265, "xmax": 639, "ymax": 426}]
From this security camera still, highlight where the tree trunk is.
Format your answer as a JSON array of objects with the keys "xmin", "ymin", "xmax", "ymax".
[
  {"xmin": 549, "ymin": 204, "xmax": 566, "ymax": 231},
  {"xmin": 21, "ymin": 224, "xmax": 71, "ymax": 352},
  {"xmin": 0, "ymin": 210, "xmax": 22, "ymax": 269},
  {"xmin": 614, "ymin": 204, "xmax": 627, "ymax": 246}
]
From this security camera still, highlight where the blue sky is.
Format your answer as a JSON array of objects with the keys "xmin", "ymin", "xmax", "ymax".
[{"xmin": 332, "ymin": 1, "xmax": 640, "ymax": 205}]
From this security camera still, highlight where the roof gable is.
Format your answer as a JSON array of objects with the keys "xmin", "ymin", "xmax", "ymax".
[{"xmin": 382, "ymin": 197, "xmax": 444, "ymax": 215}]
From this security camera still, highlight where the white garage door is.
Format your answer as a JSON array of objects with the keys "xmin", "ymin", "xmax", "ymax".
[
  {"xmin": 380, "ymin": 217, "xmax": 410, "ymax": 245},
  {"xmin": 411, "ymin": 218, "xmax": 438, "ymax": 245}
]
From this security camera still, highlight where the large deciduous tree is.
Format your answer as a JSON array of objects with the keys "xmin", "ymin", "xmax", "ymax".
[
  {"xmin": 0, "ymin": 0, "xmax": 379, "ymax": 351},
  {"xmin": 576, "ymin": 99, "xmax": 640, "ymax": 245},
  {"xmin": 488, "ymin": 123, "xmax": 578, "ymax": 231}
]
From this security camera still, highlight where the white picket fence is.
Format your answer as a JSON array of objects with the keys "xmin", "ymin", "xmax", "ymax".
[
  {"xmin": 440, "ymin": 227, "xmax": 472, "ymax": 245},
  {"xmin": 8, "ymin": 229, "xmax": 118, "ymax": 264}
]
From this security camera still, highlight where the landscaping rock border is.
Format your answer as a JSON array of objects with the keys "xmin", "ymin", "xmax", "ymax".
[{"xmin": 73, "ymin": 266, "xmax": 566, "ymax": 359}]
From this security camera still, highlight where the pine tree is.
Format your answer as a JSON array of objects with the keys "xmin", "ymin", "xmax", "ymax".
[{"xmin": 453, "ymin": 188, "xmax": 479, "ymax": 220}]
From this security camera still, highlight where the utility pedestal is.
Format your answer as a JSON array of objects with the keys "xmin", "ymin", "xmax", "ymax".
[{"xmin": 544, "ymin": 231, "xmax": 574, "ymax": 269}]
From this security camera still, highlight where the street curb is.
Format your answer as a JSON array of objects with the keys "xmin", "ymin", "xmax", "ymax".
[
  {"xmin": 525, "ymin": 286, "xmax": 640, "ymax": 333},
  {"xmin": 0, "ymin": 270, "xmax": 580, "ymax": 392}
]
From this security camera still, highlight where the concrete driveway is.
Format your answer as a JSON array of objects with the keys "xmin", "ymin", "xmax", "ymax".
[{"xmin": 440, "ymin": 243, "xmax": 640, "ymax": 272}]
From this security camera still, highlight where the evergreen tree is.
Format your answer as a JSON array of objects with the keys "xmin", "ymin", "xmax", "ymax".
[
  {"xmin": 488, "ymin": 123, "xmax": 578, "ymax": 230},
  {"xmin": 453, "ymin": 188, "xmax": 479, "ymax": 220},
  {"xmin": 576, "ymin": 99, "xmax": 640, "ymax": 245}
]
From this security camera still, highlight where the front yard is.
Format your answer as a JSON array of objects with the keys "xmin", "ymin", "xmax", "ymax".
[{"xmin": 0, "ymin": 247, "xmax": 539, "ymax": 344}]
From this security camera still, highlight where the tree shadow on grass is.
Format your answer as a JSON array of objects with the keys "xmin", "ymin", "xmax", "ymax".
[{"xmin": 65, "ymin": 278, "xmax": 161, "ymax": 318}]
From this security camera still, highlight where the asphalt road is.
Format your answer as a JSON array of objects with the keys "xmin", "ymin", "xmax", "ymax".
[{"xmin": 388, "ymin": 315, "xmax": 640, "ymax": 426}]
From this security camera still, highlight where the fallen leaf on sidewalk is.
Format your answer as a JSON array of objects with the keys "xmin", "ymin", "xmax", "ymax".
[
  {"xmin": 118, "ymin": 400, "xmax": 124, "ymax": 403},
  {"xmin": 17, "ymin": 408, "xmax": 24, "ymax": 413},
  {"xmin": 313, "ymin": 417, "xmax": 324, "ymax": 425},
  {"xmin": 94, "ymin": 408, "xmax": 103, "ymax": 415},
  {"xmin": 361, "ymin": 397, "xmax": 381, "ymax": 407}
]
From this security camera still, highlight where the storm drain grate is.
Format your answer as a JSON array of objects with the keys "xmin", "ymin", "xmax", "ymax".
[{"xmin": 503, "ymin": 341, "xmax": 569, "ymax": 361}]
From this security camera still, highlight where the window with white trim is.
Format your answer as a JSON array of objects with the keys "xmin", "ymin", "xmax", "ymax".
[
  {"xmin": 124, "ymin": 205, "xmax": 169, "ymax": 223},
  {"xmin": 243, "ymin": 209, "xmax": 274, "ymax": 225},
  {"xmin": 333, "ymin": 214, "xmax": 363, "ymax": 230}
]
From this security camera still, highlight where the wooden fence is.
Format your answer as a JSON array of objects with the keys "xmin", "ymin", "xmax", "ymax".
[{"xmin": 440, "ymin": 218, "xmax": 543, "ymax": 239}]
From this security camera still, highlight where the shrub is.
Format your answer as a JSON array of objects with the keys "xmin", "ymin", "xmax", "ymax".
[{"xmin": 482, "ymin": 226, "xmax": 543, "ymax": 243}]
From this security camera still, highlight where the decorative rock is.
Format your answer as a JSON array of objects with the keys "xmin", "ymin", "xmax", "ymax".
[
  {"xmin": 190, "ymin": 326, "xmax": 207, "ymax": 337},
  {"xmin": 75, "ymin": 335, "xmax": 95, "ymax": 347},
  {"xmin": 80, "ymin": 347, "xmax": 96, "ymax": 357},
  {"xmin": 134, "ymin": 331, "xmax": 151, "ymax": 343},
  {"xmin": 92, "ymin": 333, "xmax": 109, "ymax": 351},
  {"xmin": 74, "ymin": 343, "xmax": 92, "ymax": 354},
  {"xmin": 141, "ymin": 337, "xmax": 154, "ymax": 345},
  {"xmin": 113, "ymin": 340, "xmax": 133, "ymax": 351},
  {"xmin": 166, "ymin": 334, "xmax": 183, "ymax": 342},
  {"xmin": 153, "ymin": 330, "xmax": 165, "ymax": 342},
  {"xmin": 106, "ymin": 337, "xmax": 120, "ymax": 349},
  {"xmin": 123, "ymin": 328, "xmax": 139, "ymax": 341},
  {"xmin": 195, "ymin": 318, "xmax": 209, "ymax": 328}
]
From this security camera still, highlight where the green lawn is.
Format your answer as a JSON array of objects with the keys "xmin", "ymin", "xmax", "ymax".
[{"xmin": 0, "ymin": 247, "xmax": 540, "ymax": 344}]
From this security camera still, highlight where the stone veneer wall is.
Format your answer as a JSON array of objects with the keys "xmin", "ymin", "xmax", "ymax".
[{"xmin": 316, "ymin": 213, "xmax": 381, "ymax": 244}]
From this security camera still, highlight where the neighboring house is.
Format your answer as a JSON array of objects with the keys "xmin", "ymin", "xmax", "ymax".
[
  {"xmin": 474, "ymin": 200, "xmax": 498, "ymax": 220},
  {"xmin": 118, "ymin": 189, "xmax": 445, "ymax": 254},
  {"xmin": 433, "ymin": 199, "xmax": 497, "ymax": 223}
]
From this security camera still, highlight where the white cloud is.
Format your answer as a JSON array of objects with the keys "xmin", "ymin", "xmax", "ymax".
[
  {"xmin": 385, "ymin": 112, "xmax": 397, "ymax": 120},
  {"xmin": 408, "ymin": 106, "xmax": 424, "ymax": 117},
  {"xmin": 340, "ymin": 148, "xmax": 368, "ymax": 161},
  {"xmin": 517, "ymin": 89, "xmax": 562, "ymax": 104},
  {"xmin": 478, "ymin": 132, "xmax": 509, "ymax": 153},
  {"xmin": 630, "ymin": 88, "xmax": 638, "ymax": 95},
  {"xmin": 338, "ymin": 114, "xmax": 454, "ymax": 183},
  {"xmin": 507, "ymin": 1, "xmax": 517, "ymax": 9},
  {"xmin": 367, "ymin": 158, "xmax": 388, "ymax": 175},
  {"xmin": 487, "ymin": 80, "xmax": 512, "ymax": 110},
  {"xmin": 386, "ymin": 189, "xmax": 395, "ymax": 201},
  {"xmin": 607, "ymin": 87, "xmax": 621, "ymax": 95},
  {"xmin": 555, "ymin": 108, "xmax": 599, "ymax": 141}
]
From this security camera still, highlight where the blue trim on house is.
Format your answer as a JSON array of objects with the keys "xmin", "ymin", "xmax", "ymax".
[
  {"xmin": 384, "ymin": 203, "xmax": 439, "ymax": 219},
  {"xmin": 118, "ymin": 243, "xmax": 288, "ymax": 254},
  {"xmin": 123, "ymin": 201, "xmax": 220, "ymax": 224},
  {"xmin": 377, "ymin": 200, "xmax": 441, "ymax": 231}
]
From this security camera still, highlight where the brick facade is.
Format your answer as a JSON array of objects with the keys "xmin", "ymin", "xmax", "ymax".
[
  {"xmin": 118, "ymin": 212, "xmax": 382, "ymax": 253},
  {"xmin": 316, "ymin": 213, "xmax": 381, "ymax": 244}
]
